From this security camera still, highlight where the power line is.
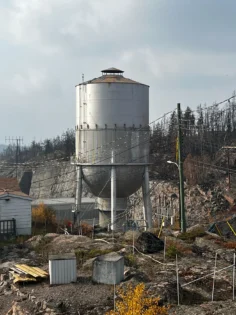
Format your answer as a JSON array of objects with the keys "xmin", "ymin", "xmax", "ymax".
[
  {"xmin": 0, "ymin": 110, "xmax": 175, "ymax": 171},
  {"xmin": 181, "ymin": 94, "xmax": 236, "ymax": 114}
]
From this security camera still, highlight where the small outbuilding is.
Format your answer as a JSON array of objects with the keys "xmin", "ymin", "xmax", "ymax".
[
  {"xmin": 49, "ymin": 253, "xmax": 77, "ymax": 285},
  {"xmin": 0, "ymin": 178, "xmax": 32, "ymax": 236}
]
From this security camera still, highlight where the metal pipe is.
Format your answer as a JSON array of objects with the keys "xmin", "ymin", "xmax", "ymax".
[
  {"xmin": 75, "ymin": 165, "xmax": 82, "ymax": 226},
  {"xmin": 111, "ymin": 152, "xmax": 116, "ymax": 231},
  {"xmin": 142, "ymin": 191, "xmax": 147, "ymax": 231}
]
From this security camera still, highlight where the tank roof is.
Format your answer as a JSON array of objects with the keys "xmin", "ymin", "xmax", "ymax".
[{"xmin": 76, "ymin": 67, "xmax": 149, "ymax": 87}]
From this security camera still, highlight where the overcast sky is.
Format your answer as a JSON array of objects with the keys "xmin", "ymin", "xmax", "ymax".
[{"xmin": 0, "ymin": 0, "xmax": 236, "ymax": 144}]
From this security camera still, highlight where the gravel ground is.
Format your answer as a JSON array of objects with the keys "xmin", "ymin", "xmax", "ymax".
[
  {"xmin": 0, "ymin": 295, "xmax": 15, "ymax": 315},
  {"xmin": 1, "ymin": 232, "xmax": 236, "ymax": 314},
  {"xmin": 20, "ymin": 278, "xmax": 114, "ymax": 314},
  {"xmin": 169, "ymin": 300, "xmax": 236, "ymax": 315}
]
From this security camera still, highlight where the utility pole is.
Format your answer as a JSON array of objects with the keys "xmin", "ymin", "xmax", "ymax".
[
  {"xmin": 175, "ymin": 137, "xmax": 181, "ymax": 228},
  {"xmin": 5, "ymin": 137, "xmax": 23, "ymax": 178},
  {"xmin": 177, "ymin": 104, "xmax": 186, "ymax": 232}
]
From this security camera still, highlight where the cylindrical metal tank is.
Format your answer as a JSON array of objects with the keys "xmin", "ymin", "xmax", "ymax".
[{"xmin": 75, "ymin": 68, "xmax": 150, "ymax": 227}]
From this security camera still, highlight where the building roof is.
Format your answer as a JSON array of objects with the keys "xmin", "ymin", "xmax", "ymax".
[
  {"xmin": 31, "ymin": 197, "xmax": 95, "ymax": 206},
  {"xmin": 0, "ymin": 177, "xmax": 30, "ymax": 198},
  {"xmin": 76, "ymin": 67, "xmax": 149, "ymax": 87}
]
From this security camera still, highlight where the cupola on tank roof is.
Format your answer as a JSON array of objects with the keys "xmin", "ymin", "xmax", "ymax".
[{"xmin": 101, "ymin": 67, "xmax": 124, "ymax": 74}]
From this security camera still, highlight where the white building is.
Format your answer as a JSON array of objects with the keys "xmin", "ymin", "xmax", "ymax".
[{"xmin": 0, "ymin": 178, "xmax": 32, "ymax": 236}]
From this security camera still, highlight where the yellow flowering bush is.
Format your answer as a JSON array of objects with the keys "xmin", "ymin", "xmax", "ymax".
[{"xmin": 106, "ymin": 283, "xmax": 169, "ymax": 315}]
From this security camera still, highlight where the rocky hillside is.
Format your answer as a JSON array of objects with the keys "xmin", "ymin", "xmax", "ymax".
[
  {"xmin": 0, "ymin": 161, "xmax": 235, "ymax": 226},
  {"xmin": 0, "ymin": 161, "xmax": 82, "ymax": 199},
  {"xmin": 1, "ymin": 227, "xmax": 236, "ymax": 314},
  {"xmin": 131, "ymin": 179, "xmax": 235, "ymax": 227}
]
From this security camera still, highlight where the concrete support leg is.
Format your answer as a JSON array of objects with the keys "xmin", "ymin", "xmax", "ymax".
[
  {"xmin": 142, "ymin": 193, "xmax": 147, "ymax": 231},
  {"xmin": 111, "ymin": 165, "xmax": 116, "ymax": 231},
  {"xmin": 142, "ymin": 166, "xmax": 152, "ymax": 229},
  {"xmin": 75, "ymin": 165, "xmax": 82, "ymax": 226},
  {"xmin": 97, "ymin": 198, "xmax": 127, "ymax": 229}
]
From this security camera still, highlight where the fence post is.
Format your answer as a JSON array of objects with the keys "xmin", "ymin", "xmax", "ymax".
[
  {"xmin": 212, "ymin": 252, "xmax": 217, "ymax": 301},
  {"xmin": 114, "ymin": 280, "xmax": 116, "ymax": 311},
  {"xmin": 164, "ymin": 236, "xmax": 166, "ymax": 262},
  {"xmin": 176, "ymin": 254, "xmax": 180, "ymax": 306},
  {"xmin": 12, "ymin": 218, "xmax": 16, "ymax": 236},
  {"xmin": 133, "ymin": 229, "xmax": 135, "ymax": 256},
  {"xmin": 233, "ymin": 253, "xmax": 235, "ymax": 301}
]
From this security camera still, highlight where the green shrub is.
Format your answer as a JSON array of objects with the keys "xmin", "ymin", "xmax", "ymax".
[
  {"xmin": 124, "ymin": 253, "xmax": 138, "ymax": 268},
  {"xmin": 166, "ymin": 244, "xmax": 181, "ymax": 258},
  {"xmin": 177, "ymin": 229, "xmax": 205, "ymax": 242}
]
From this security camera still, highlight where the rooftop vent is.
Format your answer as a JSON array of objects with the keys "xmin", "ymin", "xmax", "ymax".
[{"xmin": 101, "ymin": 67, "xmax": 124, "ymax": 76}]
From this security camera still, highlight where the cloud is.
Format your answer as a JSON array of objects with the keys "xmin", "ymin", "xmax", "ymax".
[
  {"xmin": 1, "ymin": 0, "xmax": 236, "ymax": 57},
  {"xmin": 11, "ymin": 69, "xmax": 47, "ymax": 95},
  {"xmin": 0, "ymin": 0, "xmax": 138, "ymax": 56},
  {"xmin": 120, "ymin": 48, "xmax": 236, "ymax": 80},
  {"xmin": 1, "ymin": 0, "xmax": 236, "ymax": 144}
]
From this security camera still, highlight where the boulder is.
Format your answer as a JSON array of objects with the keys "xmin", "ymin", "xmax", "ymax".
[
  {"xmin": 123, "ymin": 269, "xmax": 150, "ymax": 283},
  {"xmin": 194, "ymin": 237, "xmax": 221, "ymax": 251},
  {"xmin": 82, "ymin": 257, "xmax": 96, "ymax": 270},
  {"xmin": 123, "ymin": 230, "xmax": 141, "ymax": 242},
  {"xmin": 25, "ymin": 235, "xmax": 44, "ymax": 249},
  {"xmin": 187, "ymin": 224, "xmax": 205, "ymax": 235},
  {"xmin": 136, "ymin": 232, "xmax": 164, "ymax": 253},
  {"xmin": 205, "ymin": 231, "xmax": 221, "ymax": 239},
  {"xmin": 148, "ymin": 280, "xmax": 183, "ymax": 304}
]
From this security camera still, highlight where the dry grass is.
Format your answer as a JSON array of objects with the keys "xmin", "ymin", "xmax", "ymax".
[
  {"xmin": 214, "ymin": 239, "xmax": 236, "ymax": 249},
  {"xmin": 166, "ymin": 239, "xmax": 192, "ymax": 258},
  {"xmin": 204, "ymin": 234, "xmax": 221, "ymax": 240},
  {"xmin": 80, "ymin": 222, "xmax": 93, "ymax": 236},
  {"xmin": 223, "ymin": 241, "xmax": 236, "ymax": 249},
  {"xmin": 177, "ymin": 228, "xmax": 206, "ymax": 242},
  {"xmin": 172, "ymin": 218, "xmax": 180, "ymax": 231}
]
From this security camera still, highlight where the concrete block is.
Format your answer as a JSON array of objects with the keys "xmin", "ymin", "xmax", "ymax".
[{"xmin": 92, "ymin": 253, "xmax": 124, "ymax": 285}]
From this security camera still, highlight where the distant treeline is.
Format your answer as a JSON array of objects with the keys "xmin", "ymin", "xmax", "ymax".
[
  {"xmin": 0, "ymin": 129, "xmax": 75, "ymax": 163},
  {"xmin": 150, "ymin": 92, "xmax": 236, "ymax": 185},
  {"xmin": 2, "ymin": 93, "xmax": 236, "ymax": 187}
]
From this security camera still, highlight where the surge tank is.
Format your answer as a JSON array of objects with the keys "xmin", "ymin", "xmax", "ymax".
[{"xmin": 75, "ymin": 68, "xmax": 151, "ymax": 229}]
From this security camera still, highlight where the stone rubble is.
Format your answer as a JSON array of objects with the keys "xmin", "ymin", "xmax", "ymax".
[{"xmin": 0, "ymin": 230, "xmax": 236, "ymax": 314}]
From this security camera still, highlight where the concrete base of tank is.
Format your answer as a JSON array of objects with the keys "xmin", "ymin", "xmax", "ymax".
[
  {"xmin": 97, "ymin": 197, "xmax": 127, "ymax": 229},
  {"xmin": 99, "ymin": 210, "xmax": 127, "ymax": 229}
]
